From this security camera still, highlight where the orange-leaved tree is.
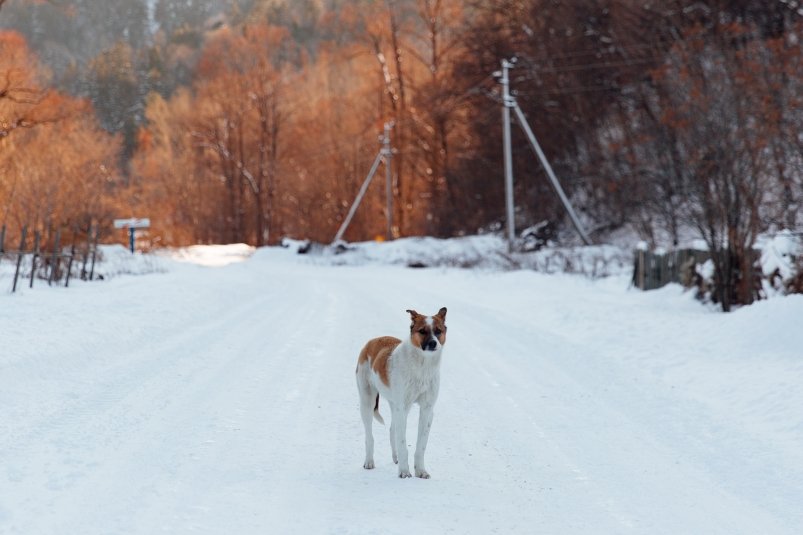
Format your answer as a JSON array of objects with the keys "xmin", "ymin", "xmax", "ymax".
[{"xmin": 0, "ymin": 30, "xmax": 121, "ymax": 252}]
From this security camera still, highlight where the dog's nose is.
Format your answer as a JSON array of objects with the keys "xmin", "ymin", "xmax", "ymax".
[{"xmin": 425, "ymin": 340, "xmax": 437, "ymax": 351}]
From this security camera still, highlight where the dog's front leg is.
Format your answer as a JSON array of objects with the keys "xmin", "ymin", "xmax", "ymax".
[
  {"xmin": 414, "ymin": 404, "xmax": 434, "ymax": 479},
  {"xmin": 392, "ymin": 405, "xmax": 412, "ymax": 478}
]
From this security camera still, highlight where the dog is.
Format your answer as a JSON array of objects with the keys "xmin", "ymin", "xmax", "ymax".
[{"xmin": 355, "ymin": 307, "xmax": 447, "ymax": 479}]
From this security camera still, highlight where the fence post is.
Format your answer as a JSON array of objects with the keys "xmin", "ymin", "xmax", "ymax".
[
  {"xmin": 81, "ymin": 224, "xmax": 91, "ymax": 280},
  {"xmin": 638, "ymin": 249, "xmax": 645, "ymax": 290},
  {"xmin": 12, "ymin": 226, "xmax": 28, "ymax": 293},
  {"xmin": 29, "ymin": 231, "xmax": 40, "ymax": 288},
  {"xmin": 89, "ymin": 225, "xmax": 99, "ymax": 281},
  {"xmin": 48, "ymin": 229, "xmax": 61, "ymax": 286},
  {"xmin": 0, "ymin": 224, "xmax": 5, "ymax": 253},
  {"xmin": 65, "ymin": 243, "xmax": 76, "ymax": 287}
]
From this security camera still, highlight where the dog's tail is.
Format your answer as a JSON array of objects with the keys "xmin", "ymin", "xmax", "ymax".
[{"xmin": 373, "ymin": 394, "xmax": 385, "ymax": 425}]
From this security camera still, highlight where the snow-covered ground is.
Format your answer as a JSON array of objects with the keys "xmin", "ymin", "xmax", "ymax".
[
  {"xmin": 1, "ymin": 243, "xmax": 802, "ymax": 534},
  {"xmin": 300, "ymin": 234, "xmax": 631, "ymax": 278}
]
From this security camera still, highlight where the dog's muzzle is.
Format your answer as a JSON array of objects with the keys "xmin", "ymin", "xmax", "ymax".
[{"xmin": 424, "ymin": 339, "xmax": 438, "ymax": 351}]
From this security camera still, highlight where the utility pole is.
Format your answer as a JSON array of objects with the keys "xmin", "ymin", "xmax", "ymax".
[
  {"xmin": 495, "ymin": 57, "xmax": 592, "ymax": 247},
  {"xmin": 500, "ymin": 58, "xmax": 516, "ymax": 253},
  {"xmin": 383, "ymin": 122, "xmax": 394, "ymax": 240},
  {"xmin": 332, "ymin": 122, "xmax": 395, "ymax": 244}
]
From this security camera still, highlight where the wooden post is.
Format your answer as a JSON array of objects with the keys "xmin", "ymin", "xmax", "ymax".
[
  {"xmin": 12, "ymin": 226, "xmax": 28, "ymax": 293},
  {"xmin": 48, "ymin": 229, "xmax": 61, "ymax": 286},
  {"xmin": 89, "ymin": 226, "xmax": 99, "ymax": 281},
  {"xmin": 81, "ymin": 224, "xmax": 91, "ymax": 280},
  {"xmin": 29, "ymin": 231, "xmax": 40, "ymax": 288},
  {"xmin": 638, "ymin": 249, "xmax": 645, "ymax": 290},
  {"xmin": 0, "ymin": 224, "xmax": 5, "ymax": 253},
  {"xmin": 65, "ymin": 243, "xmax": 76, "ymax": 287}
]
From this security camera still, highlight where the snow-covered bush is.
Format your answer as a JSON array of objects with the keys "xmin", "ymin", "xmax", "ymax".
[
  {"xmin": 759, "ymin": 231, "xmax": 801, "ymax": 295},
  {"xmin": 686, "ymin": 231, "xmax": 802, "ymax": 305}
]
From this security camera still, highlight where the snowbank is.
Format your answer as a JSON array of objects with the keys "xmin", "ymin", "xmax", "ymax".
[
  {"xmin": 0, "ymin": 244, "xmax": 167, "ymax": 292},
  {"xmin": 162, "ymin": 243, "xmax": 255, "ymax": 267},
  {"xmin": 758, "ymin": 231, "xmax": 801, "ymax": 292},
  {"xmin": 257, "ymin": 234, "xmax": 631, "ymax": 278},
  {"xmin": 93, "ymin": 245, "xmax": 169, "ymax": 278}
]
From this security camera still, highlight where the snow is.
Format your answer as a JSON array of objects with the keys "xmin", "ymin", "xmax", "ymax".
[
  {"xmin": 93, "ymin": 245, "xmax": 169, "ymax": 277},
  {"xmin": 295, "ymin": 235, "xmax": 631, "ymax": 278},
  {"xmin": 1, "ymin": 242, "xmax": 802, "ymax": 534},
  {"xmin": 163, "ymin": 243, "xmax": 255, "ymax": 267},
  {"xmin": 759, "ymin": 230, "xmax": 800, "ymax": 281},
  {"xmin": 0, "ymin": 245, "xmax": 166, "ymax": 293}
]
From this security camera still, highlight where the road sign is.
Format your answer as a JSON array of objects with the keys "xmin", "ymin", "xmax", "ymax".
[
  {"xmin": 114, "ymin": 218, "xmax": 150, "ymax": 252},
  {"xmin": 114, "ymin": 218, "xmax": 150, "ymax": 229}
]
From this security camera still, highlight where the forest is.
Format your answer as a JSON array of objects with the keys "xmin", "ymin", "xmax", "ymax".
[{"xmin": 0, "ymin": 0, "xmax": 801, "ymax": 307}]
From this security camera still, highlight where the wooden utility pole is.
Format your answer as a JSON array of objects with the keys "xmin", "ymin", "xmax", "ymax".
[{"xmin": 500, "ymin": 59, "xmax": 516, "ymax": 253}]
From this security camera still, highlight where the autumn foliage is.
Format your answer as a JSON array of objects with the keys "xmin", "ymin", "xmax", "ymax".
[
  {"xmin": 131, "ymin": 0, "xmax": 472, "ymax": 245},
  {"xmin": 0, "ymin": 30, "xmax": 121, "ymax": 250},
  {"xmin": 1, "ymin": 0, "xmax": 802, "ymax": 311}
]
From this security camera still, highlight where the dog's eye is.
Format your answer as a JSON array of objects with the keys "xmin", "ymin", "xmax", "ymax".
[
  {"xmin": 434, "ymin": 329, "xmax": 442, "ymax": 336},
  {"xmin": 418, "ymin": 329, "xmax": 427, "ymax": 335}
]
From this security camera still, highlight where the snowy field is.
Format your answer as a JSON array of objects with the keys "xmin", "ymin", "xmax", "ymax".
[{"xmin": 1, "ymin": 243, "xmax": 802, "ymax": 534}]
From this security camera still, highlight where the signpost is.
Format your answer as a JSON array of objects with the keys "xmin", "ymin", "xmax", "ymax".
[{"xmin": 113, "ymin": 218, "xmax": 150, "ymax": 253}]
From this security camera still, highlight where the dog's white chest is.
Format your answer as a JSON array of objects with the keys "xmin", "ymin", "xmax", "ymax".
[{"xmin": 393, "ymin": 349, "xmax": 441, "ymax": 405}]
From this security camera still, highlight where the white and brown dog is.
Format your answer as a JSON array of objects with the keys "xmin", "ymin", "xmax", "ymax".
[{"xmin": 355, "ymin": 307, "xmax": 447, "ymax": 479}]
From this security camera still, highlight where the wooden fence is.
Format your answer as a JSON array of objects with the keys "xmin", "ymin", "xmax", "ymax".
[
  {"xmin": 632, "ymin": 248, "xmax": 711, "ymax": 291},
  {"xmin": 0, "ymin": 225, "xmax": 101, "ymax": 292}
]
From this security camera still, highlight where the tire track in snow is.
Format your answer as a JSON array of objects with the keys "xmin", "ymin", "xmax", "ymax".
[
  {"xmin": 2, "ymin": 271, "xmax": 314, "ymax": 533},
  {"xmin": 83, "ymin": 279, "xmax": 322, "ymax": 534},
  {"xmin": 440, "ymin": 282, "xmax": 797, "ymax": 534},
  {"xmin": 117, "ymin": 274, "xmax": 342, "ymax": 533}
]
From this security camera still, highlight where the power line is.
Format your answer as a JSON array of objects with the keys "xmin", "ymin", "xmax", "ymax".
[
  {"xmin": 507, "ymin": 26, "xmax": 727, "ymax": 66},
  {"xmin": 517, "ymin": 84, "xmax": 623, "ymax": 97},
  {"xmin": 522, "ymin": 56, "xmax": 662, "ymax": 75},
  {"xmin": 518, "ymin": 40, "xmax": 672, "ymax": 64}
]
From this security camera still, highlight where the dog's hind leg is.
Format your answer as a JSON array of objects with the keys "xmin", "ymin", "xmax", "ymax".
[
  {"xmin": 356, "ymin": 366, "xmax": 376, "ymax": 469},
  {"xmin": 388, "ymin": 400, "xmax": 398, "ymax": 464}
]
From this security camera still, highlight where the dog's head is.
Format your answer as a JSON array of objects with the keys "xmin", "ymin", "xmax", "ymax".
[{"xmin": 406, "ymin": 307, "xmax": 447, "ymax": 352}]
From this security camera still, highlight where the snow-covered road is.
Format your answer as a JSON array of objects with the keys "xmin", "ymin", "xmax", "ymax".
[{"xmin": 2, "ymin": 247, "xmax": 802, "ymax": 534}]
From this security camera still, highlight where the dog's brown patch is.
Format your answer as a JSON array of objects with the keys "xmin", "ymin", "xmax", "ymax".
[
  {"xmin": 433, "ymin": 308, "xmax": 447, "ymax": 345},
  {"xmin": 358, "ymin": 336, "xmax": 401, "ymax": 386},
  {"xmin": 408, "ymin": 309, "xmax": 428, "ymax": 348}
]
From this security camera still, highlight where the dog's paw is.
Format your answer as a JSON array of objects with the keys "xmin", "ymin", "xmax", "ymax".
[
  {"xmin": 398, "ymin": 469, "xmax": 412, "ymax": 478},
  {"xmin": 363, "ymin": 460, "xmax": 375, "ymax": 470},
  {"xmin": 415, "ymin": 468, "xmax": 431, "ymax": 479}
]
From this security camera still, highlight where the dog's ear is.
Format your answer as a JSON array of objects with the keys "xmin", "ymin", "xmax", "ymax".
[
  {"xmin": 406, "ymin": 309, "xmax": 420, "ymax": 330},
  {"xmin": 436, "ymin": 307, "xmax": 447, "ymax": 320}
]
